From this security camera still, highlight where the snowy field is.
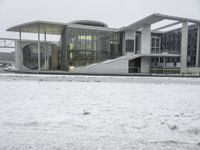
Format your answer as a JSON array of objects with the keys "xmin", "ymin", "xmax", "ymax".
[{"xmin": 0, "ymin": 74, "xmax": 200, "ymax": 150}]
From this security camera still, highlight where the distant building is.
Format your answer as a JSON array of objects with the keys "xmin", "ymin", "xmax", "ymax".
[{"xmin": 7, "ymin": 13, "xmax": 200, "ymax": 74}]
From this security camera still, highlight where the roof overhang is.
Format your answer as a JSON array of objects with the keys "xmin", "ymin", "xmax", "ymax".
[
  {"xmin": 7, "ymin": 21, "xmax": 67, "ymax": 35},
  {"xmin": 67, "ymin": 23, "xmax": 119, "ymax": 32},
  {"xmin": 121, "ymin": 13, "xmax": 200, "ymax": 31}
]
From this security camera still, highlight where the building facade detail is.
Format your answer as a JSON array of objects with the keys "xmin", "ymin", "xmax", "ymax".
[{"xmin": 6, "ymin": 14, "xmax": 200, "ymax": 74}]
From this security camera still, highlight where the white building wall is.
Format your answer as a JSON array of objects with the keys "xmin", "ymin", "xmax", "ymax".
[
  {"xmin": 15, "ymin": 41, "xmax": 52, "ymax": 71},
  {"xmin": 125, "ymin": 30, "xmax": 136, "ymax": 40}
]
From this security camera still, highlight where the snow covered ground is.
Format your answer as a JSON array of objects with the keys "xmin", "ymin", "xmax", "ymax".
[{"xmin": 0, "ymin": 74, "xmax": 200, "ymax": 150}]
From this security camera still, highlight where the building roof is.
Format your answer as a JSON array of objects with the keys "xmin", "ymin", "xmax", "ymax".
[
  {"xmin": 7, "ymin": 20, "xmax": 118, "ymax": 34},
  {"xmin": 7, "ymin": 13, "xmax": 200, "ymax": 34},
  {"xmin": 7, "ymin": 21, "xmax": 67, "ymax": 35},
  {"xmin": 69, "ymin": 20, "xmax": 108, "ymax": 27},
  {"xmin": 121, "ymin": 13, "xmax": 200, "ymax": 31}
]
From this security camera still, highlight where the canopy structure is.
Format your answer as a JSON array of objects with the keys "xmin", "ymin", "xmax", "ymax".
[
  {"xmin": 6, "ymin": 21, "xmax": 67, "ymax": 71},
  {"xmin": 7, "ymin": 21, "xmax": 66, "ymax": 35},
  {"xmin": 122, "ymin": 13, "xmax": 200, "ymax": 31}
]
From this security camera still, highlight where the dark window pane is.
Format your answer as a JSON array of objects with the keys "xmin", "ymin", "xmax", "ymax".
[{"xmin": 126, "ymin": 40, "xmax": 134, "ymax": 52}]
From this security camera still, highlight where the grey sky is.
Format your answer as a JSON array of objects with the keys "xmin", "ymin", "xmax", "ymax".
[{"xmin": 0, "ymin": 0, "xmax": 200, "ymax": 39}]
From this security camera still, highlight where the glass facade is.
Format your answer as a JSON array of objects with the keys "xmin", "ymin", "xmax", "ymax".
[{"xmin": 66, "ymin": 27, "xmax": 121, "ymax": 69}]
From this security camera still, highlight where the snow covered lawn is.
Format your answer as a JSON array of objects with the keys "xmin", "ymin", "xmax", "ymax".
[{"xmin": 0, "ymin": 74, "xmax": 200, "ymax": 150}]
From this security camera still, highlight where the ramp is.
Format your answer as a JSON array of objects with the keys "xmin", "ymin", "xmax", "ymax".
[{"xmin": 71, "ymin": 54, "xmax": 142, "ymax": 74}]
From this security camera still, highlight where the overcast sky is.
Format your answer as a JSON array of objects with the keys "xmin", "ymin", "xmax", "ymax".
[{"xmin": 0, "ymin": 0, "xmax": 200, "ymax": 40}]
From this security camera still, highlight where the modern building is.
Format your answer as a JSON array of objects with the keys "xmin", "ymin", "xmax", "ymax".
[{"xmin": 6, "ymin": 13, "xmax": 200, "ymax": 74}]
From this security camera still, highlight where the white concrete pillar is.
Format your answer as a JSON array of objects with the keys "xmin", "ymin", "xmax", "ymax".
[
  {"xmin": 18, "ymin": 30, "xmax": 22, "ymax": 70},
  {"xmin": 38, "ymin": 25, "xmax": 41, "ymax": 71},
  {"xmin": 180, "ymin": 21, "xmax": 188, "ymax": 73},
  {"xmin": 46, "ymin": 45, "xmax": 50, "ymax": 70},
  {"xmin": 141, "ymin": 24, "xmax": 151, "ymax": 55},
  {"xmin": 196, "ymin": 24, "xmax": 200, "ymax": 67},
  {"xmin": 15, "ymin": 41, "xmax": 21, "ymax": 70},
  {"xmin": 44, "ymin": 29, "xmax": 47, "ymax": 70},
  {"xmin": 141, "ymin": 57, "xmax": 150, "ymax": 73}
]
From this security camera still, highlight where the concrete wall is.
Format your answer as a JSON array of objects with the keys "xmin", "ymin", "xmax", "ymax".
[
  {"xmin": 15, "ymin": 41, "xmax": 55, "ymax": 71},
  {"xmin": 125, "ymin": 30, "xmax": 136, "ymax": 40},
  {"xmin": 74, "ymin": 59, "xmax": 128, "ymax": 74},
  {"xmin": 15, "ymin": 41, "xmax": 46, "ymax": 71},
  {"xmin": 72, "ymin": 54, "xmax": 135, "ymax": 74}
]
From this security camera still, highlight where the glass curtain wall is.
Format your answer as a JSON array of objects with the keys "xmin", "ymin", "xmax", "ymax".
[{"xmin": 67, "ymin": 27, "xmax": 120, "ymax": 69}]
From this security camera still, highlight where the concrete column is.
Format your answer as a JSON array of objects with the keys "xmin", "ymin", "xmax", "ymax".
[
  {"xmin": 141, "ymin": 57, "xmax": 150, "ymax": 73},
  {"xmin": 15, "ymin": 41, "xmax": 21, "ymax": 70},
  {"xmin": 196, "ymin": 24, "xmax": 200, "ymax": 67},
  {"xmin": 141, "ymin": 24, "xmax": 151, "ymax": 55},
  {"xmin": 47, "ymin": 45, "xmax": 49, "ymax": 70},
  {"xmin": 38, "ymin": 25, "xmax": 41, "ymax": 71},
  {"xmin": 61, "ymin": 26, "xmax": 69, "ymax": 71},
  {"xmin": 18, "ymin": 30, "xmax": 22, "ymax": 70},
  {"xmin": 134, "ymin": 34, "xmax": 136, "ymax": 55},
  {"xmin": 164, "ymin": 57, "xmax": 166, "ymax": 68},
  {"xmin": 44, "ymin": 29, "xmax": 47, "ymax": 70},
  {"xmin": 180, "ymin": 21, "xmax": 188, "ymax": 73}
]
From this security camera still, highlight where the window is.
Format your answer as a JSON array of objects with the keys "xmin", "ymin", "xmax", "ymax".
[
  {"xmin": 151, "ymin": 57, "xmax": 154, "ymax": 63},
  {"xmin": 151, "ymin": 36, "xmax": 161, "ymax": 54},
  {"xmin": 126, "ymin": 40, "xmax": 134, "ymax": 52},
  {"xmin": 160, "ymin": 57, "xmax": 164, "ymax": 63}
]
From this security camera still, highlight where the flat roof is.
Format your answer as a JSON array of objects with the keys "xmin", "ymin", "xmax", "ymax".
[
  {"xmin": 7, "ymin": 21, "xmax": 67, "ymax": 35},
  {"xmin": 67, "ymin": 23, "xmax": 119, "ymax": 32},
  {"xmin": 7, "ymin": 20, "xmax": 119, "ymax": 34}
]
